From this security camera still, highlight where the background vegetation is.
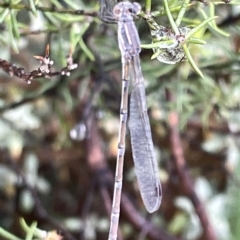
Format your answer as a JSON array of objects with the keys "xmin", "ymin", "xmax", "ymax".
[{"xmin": 0, "ymin": 0, "xmax": 240, "ymax": 240}]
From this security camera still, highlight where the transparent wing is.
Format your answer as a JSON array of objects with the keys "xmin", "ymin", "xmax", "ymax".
[{"xmin": 128, "ymin": 83, "xmax": 162, "ymax": 213}]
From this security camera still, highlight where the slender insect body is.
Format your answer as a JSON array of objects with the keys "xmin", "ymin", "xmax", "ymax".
[{"xmin": 103, "ymin": 1, "xmax": 162, "ymax": 239}]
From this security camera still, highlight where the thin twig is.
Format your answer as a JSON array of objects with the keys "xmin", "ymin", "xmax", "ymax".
[
  {"xmin": 0, "ymin": 45, "xmax": 78, "ymax": 84},
  {"xmin": 166, "ymin": 89, "xmax": 217, "ymax": 240},
  {"xmin": 0, "ymin": 3, "xmax": 97, "ymax": 17}
]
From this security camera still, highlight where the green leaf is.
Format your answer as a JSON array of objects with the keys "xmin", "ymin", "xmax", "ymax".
[
  {"xmin": 0, "ymin": 9, "xmax": 9, "ymax": 23},
  {"xmin": 10, "ymin": 10, "xmax": 20, "ymax": 40},
  {"xmin": 186, "ymin": 16, "xmax": 218, "ymax": 39},
  {"xmin": 183, "ymin": 44, "xmax": 203, "ymax": 78},
  {"xmin": 28, "ymin": 0, "xmax": 37, "ymax": 17},
  {"xmin": 6, "ymin": 14, "xmax": 18, "ymax": 52},
  {"xmin": 0, "ymin": 227, "xmax": 22, "ymax": 240}
]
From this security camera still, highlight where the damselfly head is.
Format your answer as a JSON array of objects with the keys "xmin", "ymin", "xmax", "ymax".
[{"xmin": 113, "ymin": 1, "xmax": 141, "ymax": 20}]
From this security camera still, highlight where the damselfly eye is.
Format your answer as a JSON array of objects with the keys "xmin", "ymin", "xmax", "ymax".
[
  {"xmin": 127, "ymin": 2, "xmax": 141, "ymax": 16},
  {"xmin": 132, "ymin": 2, "xmax": 141, "ymax": 15},
  {"xmin": 113, "ymin": 6, "xmax": 121, "ymax": 18}
]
